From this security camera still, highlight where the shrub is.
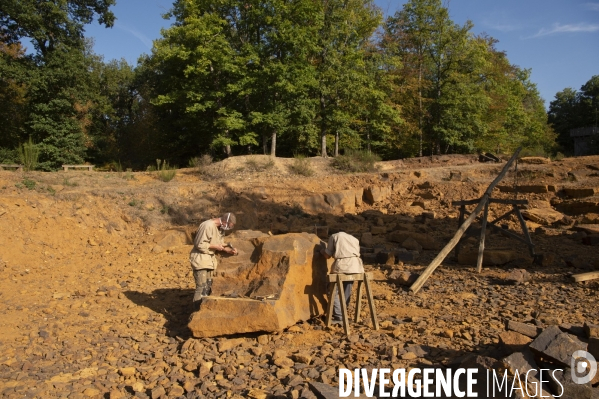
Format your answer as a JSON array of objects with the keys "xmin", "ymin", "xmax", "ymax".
[
  {"xmin": 189, "ymin": 154, "xmax": 213, "ymax": 168},
  {"xmin": 0, "ymin": 148, "xmax": 18, "ymax": 164},
  {"xmin": 22, "ymin": 178, "xmax": 36, "ymax": 190},
  {"xmin": 19, "ymin": 137, "xmax": 40, "ymax": 171},
  {"xmin": 288, "ymin": 155, "xmax": 314, "ymax": 176},
  {"xmin": 246, "ymin": 158, "xmax": 275, "ymax": 172},
  {"xmin": 157, "ymin": 161, "xmax": 177, "ymax": 182},
  {"xmin": 553, "ymin": 152, "xmax": 565, "ymax": 161},
  {"xmin": 331, "ymin": 149, "xmax": 380, "ymax": 173},
  {"xmin": 519, "ymin": 146, "xmax": 548, "ymax": 158}
]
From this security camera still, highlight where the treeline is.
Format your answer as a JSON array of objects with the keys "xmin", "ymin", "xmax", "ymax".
[
  {"xmin": 0, "ymin": 0, "xmax": 564, "ymax": 170},
  {"xmin": 548, "ymin": 75, "xmax": 599, "ymax": 154}
]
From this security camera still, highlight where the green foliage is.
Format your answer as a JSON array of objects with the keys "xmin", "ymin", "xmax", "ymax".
[
  {"xmin": 19, "ymin": 137, "xmax": 40, "ymax": 171},
  {"xmin": 288, "ymin": 155, "xmax": 314, "ymax": 176},
  {"xmin": 0, "ymin": 0, "xmax": 115, "ymax": 56},
  {"xmin": 0, "ymin": 0, "xmax": 563, "ymax": 165},
  {"xmin": 21, "ymin": 178, "xmax": 36, "ymax": 190},
  {"xmin": 519, "ymin": 146, "xmax": 549, "ymax": 158},
  {"xmin": 0, "ymin": 148, "xmax": 18, "ymax": 164},
  {"xmin": 157, "ymin": 162, "xmax": 177, "ymax": 182},
  {"xmin": 548, "ymin": 75, "xmax": 599, "ymax": 154},
  {"xmin": 331, "ymin": 150, "xmax": 381, "ymax": 173}
]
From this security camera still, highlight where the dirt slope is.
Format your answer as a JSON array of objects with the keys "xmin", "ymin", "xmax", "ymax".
[{"xmin": 0, "ymin": 154, "xmax": 598, "ymax": 398}]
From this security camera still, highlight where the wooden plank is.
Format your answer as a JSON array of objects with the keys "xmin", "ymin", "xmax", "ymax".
[
  {"xmin": 410, "ymin": 147, "xmax": 522, "ymax": 294},
  {"xmin": 514, "ymin": 205, "xmax": 536, "ymax": 256},
  {"xmin": 455, "ymin": 204, "xmax": 466, "ymax": 259},
  {"xmin": 336, "ymin": 274, "xmax": 350, "ymax": 335},
  {"xmin": 572, "ymin": 272, "xmax": 599, "ymax": 282},
  {"xmin": 327, "ymin": 272, "xmax": 372, "ymax": 283},
  {"xmin": 325, "ymin": 283, "xmax": 336, "ymax": 328},
  {"xmin": 363, "ymin": 274, "xmax": 379, "ymax": 330},
  {"xmin": 355, "ymin": 281, "xmax": 363, "ymax": 323},
  {"xmin": 476, "ymin": 199, "xmax": 489, "ymax": 273},
  {"xmin": 452, "ymin": 198, "xmax": 528, "ymax": 206}
]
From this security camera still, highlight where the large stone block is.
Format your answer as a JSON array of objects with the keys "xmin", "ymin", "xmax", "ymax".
[
  {"xmin": 363, "ymin": 186, "xmax": 391, "ymax": 204},
  {"xmin": 324, "ymin": 190, "xmax": 358, "ymax": 214},
  {"xmin": 188, "ymin": 232, "xmax": 329, "ymax": 338},
  {"xmin": 529, "ymin": 325, "xmax": 587, "ymax": 367},
  {"xmin": 563, "ymin": 188, "xmax": 598, "ymax": 198},
  {"xmin": 302, "ymin": 194, "xmax": 331, "ymax": 214}
]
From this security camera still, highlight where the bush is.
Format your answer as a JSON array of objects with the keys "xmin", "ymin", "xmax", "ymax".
[
  {"xmin": 288, "ymin": 155, "xmax": 314, "ymax": 176},
  {"xmin": 246, "ymin": 158, "xmax": 275, "ymax": 172},
  {"xmin": 157, "ymin": 161, "xmax": 177, "ymax": 182},
  {"xmin": 553, "ymin": 152, "xmax": 565, "ymax": 161},
  {"xmin": 19, "ymin": 137, "xmax": 40, "ymax": 171},
  {"xmin": 330, "ymin": 149, "xmax": 380, "ymax": 173},
  {"xmin": 22, "ymin": 178, "xmax": 36, "ymax": 190},
  {"xmin": 0, "ymin": 148, "xmax": 18, "ymax": 164},
  {"xmin": 519, "ymin": 146, "xmax": 548, "ymax": 158}
]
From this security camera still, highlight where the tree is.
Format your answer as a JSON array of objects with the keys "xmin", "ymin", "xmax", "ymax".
[
  {"xmin": 312, "ymin": 0, "xmax": 382, "ymax": 157},
  {"xmin": 548, "ymin": 75, "xmax": 599, "ymax": 154},
  {"xmin": 0, "ymin": 0, "xmax": 115, "ymax": 57},
  {"xmin": 0, "ymin": 39, "xmax": 29, "ymax": 158}
]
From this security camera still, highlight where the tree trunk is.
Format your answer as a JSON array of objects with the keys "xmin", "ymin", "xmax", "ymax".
[
  {"xmin": 270, "ymin": 130, "xmax": 277, "ymax": 157},
  {"xmin": 320, "ymin": 94, "xmax": 327, "ymax": 157},
  {"xmin": 225, "ymin": 144, "xmax": 232, "ymax": 157},
  {"xmin": 334, "ymin": 131, "xmax": 339, "ymax": 157}
]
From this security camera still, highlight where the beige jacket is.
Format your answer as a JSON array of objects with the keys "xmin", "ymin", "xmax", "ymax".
[
  {"xmin": 325, "ymin": 232, "xmax": 364, "ymax": 274},
  {"xmin": 189, "ymin": 219, "xmax": 224, "ymax": 271}
]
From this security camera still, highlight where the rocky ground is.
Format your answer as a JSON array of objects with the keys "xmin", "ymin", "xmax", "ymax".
[{"xmin": 0, "ymin": 154, "xmax": 598, "ymax": 398}]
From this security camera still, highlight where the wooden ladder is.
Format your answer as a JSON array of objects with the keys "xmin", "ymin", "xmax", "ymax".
[{"xmin": 325, "ymin": 272, "xmax": 379, "ymax": 336}]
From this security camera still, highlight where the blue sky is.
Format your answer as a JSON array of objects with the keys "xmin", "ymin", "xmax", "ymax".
[{"xmin": 83, "ymin": 0, "xmax": 599, "ymax": 107}]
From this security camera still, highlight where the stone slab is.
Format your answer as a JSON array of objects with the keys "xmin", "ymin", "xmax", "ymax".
[{"xmin": 529, "ymin": 325, "xmax": 587, "ymax": 366}]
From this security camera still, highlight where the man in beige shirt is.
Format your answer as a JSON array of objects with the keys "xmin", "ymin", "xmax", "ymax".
[
  {"xmin": 190, "ymin": 213, "xmax": 238, "ymax": 309},
  {"xmin": 321, "ymin": 231, "xmax": 364, "ymax": 323}
]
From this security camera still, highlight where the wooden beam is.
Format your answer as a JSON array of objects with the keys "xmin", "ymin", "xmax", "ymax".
[
  {"xmin": 452, "ymin": 198, "xmax": 528, "ymax": 206},
  {"xmin": 572, "ymin": 272, "xmax": 599, "ymax": 283},
  {"xmin": 410, "ymin": 147, "xmax": 522, "ymax": 294},
  {"xmin": 476, "ymin": 200, "xmax": 489, "ymax": 273}
]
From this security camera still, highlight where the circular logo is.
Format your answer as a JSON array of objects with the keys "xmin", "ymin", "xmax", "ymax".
[{"xmin": 571, "ymin": 350, "xmax": 597, "ymax": 384}]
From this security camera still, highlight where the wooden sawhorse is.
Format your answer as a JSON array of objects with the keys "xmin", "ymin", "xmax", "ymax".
[{"xmin": 325, "ymin": 272, "xmax": 379, "ymax": 336}]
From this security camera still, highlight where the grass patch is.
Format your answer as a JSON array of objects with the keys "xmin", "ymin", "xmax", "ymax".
[
  {"xmin": 22, "ymin": 178, "xmax": 36, "ymax": 190},
  {"xmin": 288, "ymin": 155, "xmax": 314, "ymax": 177},
  {"xmin": 246, "ymin": 158, "xmax": 275, "ymax": 172},
  {"xmin": 330, "ymin": 149, "xmax": 380, "ymax": 173},
  {"xmin": 156, "ymin": 160, "xmax": 177, "ymax": 182},
  {"xmin": 519, "ymin": 146, "xmax": 549, "ymax": 158},
  {"xmin": 63, "ymin": 178, "xmax": 78, "ymax": 187}
]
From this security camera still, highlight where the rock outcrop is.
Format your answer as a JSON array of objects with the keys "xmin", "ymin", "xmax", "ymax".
[{"xmin": 188, "ymin": 231, "xmax": 329, "ymax": 338}]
